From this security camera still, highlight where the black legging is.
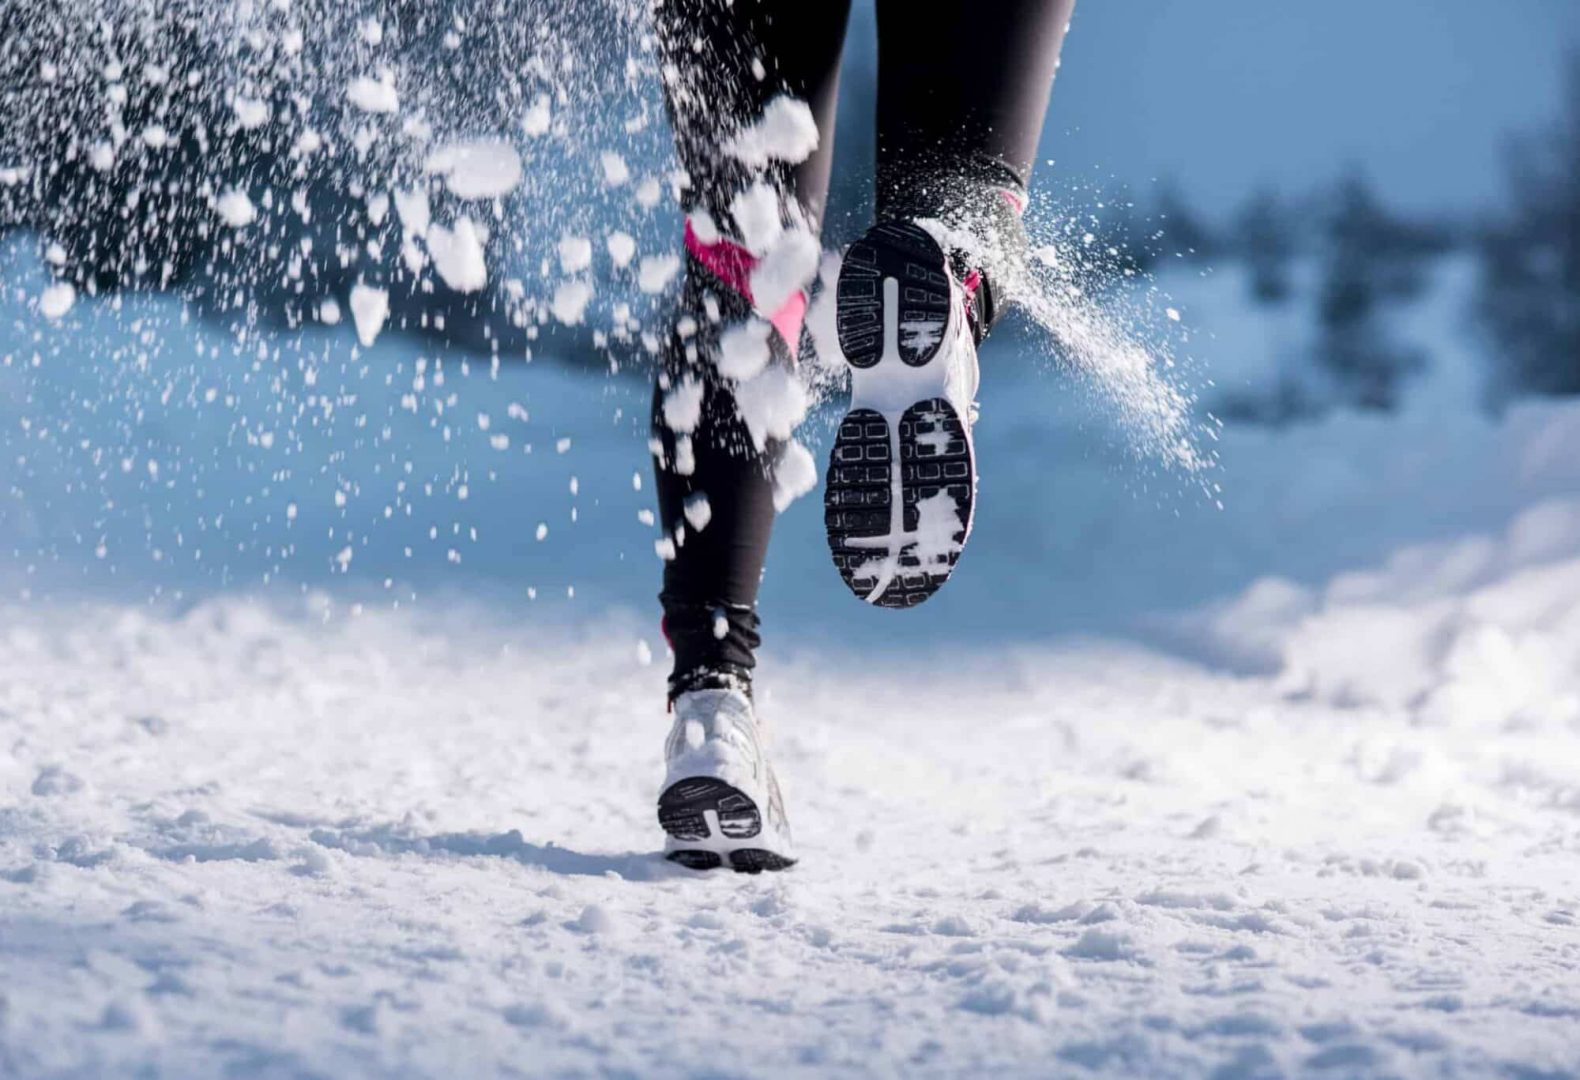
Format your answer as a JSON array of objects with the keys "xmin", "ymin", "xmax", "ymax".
[{"xmin": 652, "ymin": 0, "xmax": 1075, "ymax": 696}]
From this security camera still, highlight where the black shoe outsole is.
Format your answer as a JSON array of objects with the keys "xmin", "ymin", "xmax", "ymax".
[
  {"xmin": 836, "ymin": 221, "xmax": 952, "ymax": 370},
  {"xmin": 824, "ymin": 397, "xmax": 975, "ymax": 608},
  {"xmin": 659, "ymin": 776, "xmax": 795, "ymax": 874},
  {"xmin": 666, "ymin": 848, "xmax": 797, "ymax": 874},
  {"xmin": 828, "ymin": 221, "xmax": 976, "ymax": 608}
]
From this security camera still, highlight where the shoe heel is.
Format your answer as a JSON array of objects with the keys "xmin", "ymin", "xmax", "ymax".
[
  {"xmin": 658, "ymin": 777, "xmax": 796, "ymax": 874},
  {"xmin": 836, "ymin": 221, "xmax": 952, "ymax": 370}
]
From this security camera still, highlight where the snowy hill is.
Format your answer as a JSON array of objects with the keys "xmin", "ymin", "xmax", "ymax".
[{"xmin": 3, "ymin": 240, "xmax": 1580, "ymax": 1076}]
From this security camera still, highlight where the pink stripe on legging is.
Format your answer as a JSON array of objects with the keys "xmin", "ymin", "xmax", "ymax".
[{"xmin": 682, "ymin": 219, "xmax": 807, "ymax": 356}]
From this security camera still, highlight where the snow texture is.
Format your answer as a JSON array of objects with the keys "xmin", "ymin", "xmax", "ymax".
[
  {"xmin": 346, "ymin": 74, "xmax": 399, "ymax": 114},
  {"xmin": 750, "ymin": 228, "xmax": 820, "ymax": 316},
  {"xmin": 636, "ymin": 254, "xmax": 680, "ymax": 295},
  {"xmin": 423, "ymin": 140, "xmax": 525, "ymax": 200},
  {"xmin": 0, "ymin": 588, "xmax": 1577, "ymax": 1077},
  {"xmin": 425, "ymin": 218, "xmax": 488, "ymax": 294},
  {"xmin": 733, "ymin": 364, "xmax": 808, "ymax": 451},
  {"xmin": 717, "ymin": 318, "xmax": 773, "ymax": 381},
  {"xmin": 349, "ymin": 284, "xmax": 390, "ymax": 348},
  {"xmin": 730, "ymin": 181, "xmax": 784, "ymax": 256},
  {"xmin": 37, "ymin": 282, "xmax": 75, "ymax": 320},
  {"xmin": 214, "ymin": 189, "xmax": 257, "ymax": 229},
  {"xmin": 605, "ymin": 231, "xmax": 637, "ymax": 269},
  {"xmin": 557, "ymin": 235, "xmax": 593, "ymax": 275},
  {"xmin": 725, "ymin": 94, "xmax": 821, "ymax": 168},
  {"xmin": 772, "ymin": 439, "xmax": 818, "ymax": 512},
  {"xmin": 550, "ymin": 280, "xmax": 594, "ymax": 326}
]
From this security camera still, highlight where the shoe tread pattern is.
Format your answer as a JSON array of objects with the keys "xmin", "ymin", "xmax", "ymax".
[
  {"xmin": 824, "ymin": 398, "xmax": 973, "ymax": 608},
  {"xmin": 836, "ymin": 221, "xmax": 952, "ymax": 370},
  {"xmin": 658, "ymin": 776, "xmax": 795, "ymax": 874}
]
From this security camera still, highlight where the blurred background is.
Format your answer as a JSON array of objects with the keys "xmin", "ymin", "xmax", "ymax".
[{"xmin": 1, "ymin": 0, "xmax": 1578, "ymax": 666}]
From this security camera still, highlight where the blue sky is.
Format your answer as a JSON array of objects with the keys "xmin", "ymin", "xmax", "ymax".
[{"xmin": 839, "ymin": 0, "xmax": 1579, "ymax": 221}]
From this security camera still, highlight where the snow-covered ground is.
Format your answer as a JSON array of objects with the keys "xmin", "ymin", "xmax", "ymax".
[
  {"xmin": 3, "ymin": 576, "xmax": 1579, "ymax": 1077},
  {"xmin": 4, "ymin": 243, "xmax": 1580, "ymax": 1076}
]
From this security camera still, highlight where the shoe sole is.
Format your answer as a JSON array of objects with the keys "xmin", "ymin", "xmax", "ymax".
[
  {"xmin": 826, "ymin": 222, "xmax": 976, "ymax": 608},
  {"xmin": 658, "ymin": 776, "xmax": 795, "ymax": 874}
]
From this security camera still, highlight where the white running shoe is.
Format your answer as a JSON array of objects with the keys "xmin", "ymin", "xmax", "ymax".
[
  {"xmin": 824, "ymin": 220, "xmax": 983, "ymax": 608},
  {"xmin": 657, "ymin": 688, "xmax": 794, "ymax": 873}
]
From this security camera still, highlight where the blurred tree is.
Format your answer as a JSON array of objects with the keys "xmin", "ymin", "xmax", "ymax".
[
  {"xmin": 1478, "ymin": 55, "xmax": 1580, "ymax": 400},
  {"xmin": 1233, "ymin": 187, "xmax": 1294, "ymax": 304},
  {"xmin": 1154, "ymin": 179, "xmax": 1215, "ymax": 260},
  {"xmin": 1313, "ymin": 172, "xmax": 1426, "ymax": 410}
]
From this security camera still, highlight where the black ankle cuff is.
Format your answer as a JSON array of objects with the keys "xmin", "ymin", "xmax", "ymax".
[
  {"xmin": 661, "ymin": 596, "xmax": 760, "ymax": 701},
  {"xmin": 668, "ymin": 664, "xmax": 754, "ymax": 702}
]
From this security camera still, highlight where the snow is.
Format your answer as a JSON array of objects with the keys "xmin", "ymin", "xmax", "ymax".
[
  {"xmin": 634, "ymin": 176, "xmax": 662, "ymax": 209},
  {"xmin": 347, "ymin": 74, "xmax": 400, "ymax": 114},
  {"xmin": 557, "ymin": 234, "xmax": 593, "ymax": 274},
  {"xmin": 772, "ymin": 438, "xmax": 818, "ymax": 511},
  {"xmin": 726, "ymin": 94, "xmax": 820, "ymax": 168},
  {"xmin": 423, "ymin": 140, "xmax": 524, "ymax": 200},
  {"xmin": 605, "ymin": 231, "xmax": 636, "ymax": 269},
  {"xmin": 213, "ymin": 189, "xmax": 257, "ymax": 228},
  {"xmin": 550, "ymin": 280, "xmax": 593, "ymax": 326},
  {"xmin": 682, "ymin": 491, "xmax": 712, "ymax": 531},
  {"xmin": 37, "ymin": 281, "xmax": 75, "ymax": 320},
  {"xmin": 425, "ymin": 218, "xmax": 488, "ymax": 293},
  {"xmin": 717, "ymin": 318, "xmax": 772, "ymax": 380},
  {"xmin": 749, "ymin": 227, "xmax": 820, "ymax": 315},
  {"xmin": 393, "ymin": 188, "xmax": 431, "ymax": 237},
  {"xmin": 3, "ymin": 178, "xmax": 1580, "ymax": 1072},
  {"xmin": 687, "ymin": 208, "xmax": 721, "ymax": 245},
  {"xmin": 232, "ymin": 97, "xmax": 269, "ymax": 129},
  {"xmin": 366, "ymin": 193, "xmax": 391, "ymax": 227},
  {"xmin": 635, "ymin": 254, "xmax": 680, "ymax": 294},
  {"xmin": 730, "ymin": 181, "xmax": 783, "ymax": 255},
  {"xmin": 349, "ymin": 284, "xmax": 390, "ymax": 347},
  {"xmin": 0, "ymin": 592, "xmax": 1577, "ymax": 1077},
  {"xmin": 733, "ymin": 364, "xmax": 808, "ymax": 450},
  {"xmin": 521, "ymin": 95, "xmax": 552, "ymax": 137},
  {"xmin": 661, "ymin": 376, "xmax": 704, "ymax": 434},
  {"xmin": 600, "ymin": 150, "xmax": 629, "ymax": 187}
]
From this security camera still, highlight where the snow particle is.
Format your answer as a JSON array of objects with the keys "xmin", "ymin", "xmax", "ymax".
[
  {"xmin": 347, "ymin": 74, "xmax": 400, "ymax": 114},
  {"xmin": 606, "ymin": 231, "xmax": 636, "ymax": 269},
  {"xmin": 551, "ymin": 280, "xmax": 594, "ymax": 325},
  {"xmin": 600, "ymin": 151, "xmax": 630, "ymax": 186},
  {"xmin": 559, "ymin": 235, "xmax": 593, "ymax": 274},
  {"xmin": 730, "ymin": 182, "xmax": 783, "ymax": 255},
  {"xmin": 423, "ymin": 140, "xmax": 524, "ymax": 199},
  {"xmin": 637, "ymin": 255, "xmax": 680, "ymax": 295},
  {"xmin": 682, "ymin": 492, "xmax": 712, "ymax": 532},
  {"xmin": 749, "ymin": 228, "xmax": 820, "ymax": 315},
  {"xmin": 214, "ymin": 189, "xmax": 258, "ymax": 229},
  {"xmin": 717, "ymin": 319, "xmax": 772, "ymax": 381},
  {"xmin": 349, "ymin": 284, "xmax": 390, "ymax": 347},
  {"xmin": 661, "ymin": 377, "xmax": 704, "ymax": 434},
  {"xmin": 571, "ymin": 904, "xmax": 614, "ymax": 934},
  {"xmin": 426, "ymin": 218, "xmax": 488, "ymax": 293},
  {"xmin": 727, "ymin": 95, "xmax": 820, "ymax": 168},
  {"xmin": 38, "ymin": 282, "xmax": 76, "ymax": 320},
  {"xmin": 522, "ymin": 95, "xmax": 552, "ymax": 136},
  {"xmin": 233, "ymin": 97, "xmax": 270, "ymax": 129}
]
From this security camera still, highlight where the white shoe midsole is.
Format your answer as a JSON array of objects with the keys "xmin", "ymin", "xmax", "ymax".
[{"xmin": 848, "ymin": 278, "xmax": 964, "ymax": 415}]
